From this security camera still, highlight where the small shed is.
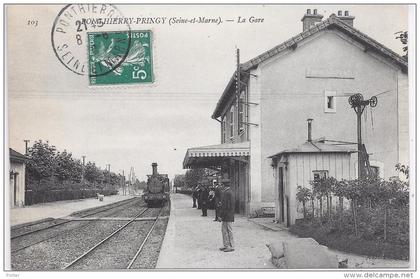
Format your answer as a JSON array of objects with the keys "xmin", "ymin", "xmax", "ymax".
[
  {"xmin": 9, "ymin": 148, "xmax": 27, "ymax": 207},
  {"xmin": 270, "ymin": 139, "xmax": 356, "ymax": 226}
]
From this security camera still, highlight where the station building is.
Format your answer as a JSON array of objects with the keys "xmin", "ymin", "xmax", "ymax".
[
  {"xmin": 183, "ymin": 10, "xmax": 408, "ymax": 225},
  {"xmin": 9, "ymin": 148, "xmax": 27, "ymax": 207}
]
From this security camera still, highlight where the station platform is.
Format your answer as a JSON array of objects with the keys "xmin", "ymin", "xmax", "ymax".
[
  {"xmin": 156, "ymin": 193, "xmax": 293, "ymax": 269},
  {"xmin": 9, "ymin": 194, "xmax": 133, "ymax": 226},
  {"xmin": 156, "ymin": 193, "xmax": 410, "ymax": 270}
]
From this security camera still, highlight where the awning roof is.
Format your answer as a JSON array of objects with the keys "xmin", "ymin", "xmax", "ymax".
[{"xmin": 183, "ymin": 141, "xmax": 250, "ymax": 169}]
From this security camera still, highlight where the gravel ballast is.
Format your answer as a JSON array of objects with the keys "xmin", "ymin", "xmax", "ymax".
[
  {"xmin": 67, "ymin": 220, "xmax": 154, "ymax": 270},
  {"xmin": 12, "ymin": 220, "xmax": 128, "ymax": 270},
  {"xmin": 11, "ymin": 196, "xmax": 171, "ymax": 270},
  {"xmin": 129, "ymin": 218, "xmax": 169, "ymax": 269},
  {"xmin": 11, "ymin": 199, "xmax": 146, "ymax": 252}
]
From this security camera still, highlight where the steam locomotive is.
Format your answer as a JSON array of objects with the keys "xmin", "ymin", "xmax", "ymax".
[{"xmin": 143, "ymin": 163, "xmax": 170, "ymax": 207}]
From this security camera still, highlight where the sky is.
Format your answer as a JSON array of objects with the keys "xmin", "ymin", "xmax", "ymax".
[{"xmin": 6, "ymin": 4, "xmax": 409, "ymax": 181}]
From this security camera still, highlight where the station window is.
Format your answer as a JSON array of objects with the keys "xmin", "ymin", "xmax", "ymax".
[
  {"xmin": 324, "ymin": 90, "xmax": 336, "ymax": 113},
  {"xmin": 313, "ymin": 170, "xmax": 328, "ymax": 180}
]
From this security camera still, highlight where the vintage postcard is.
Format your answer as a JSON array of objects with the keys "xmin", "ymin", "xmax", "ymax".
[{"xmin": 4, "ymin": 3, "xmax": 416, "ymax": 275}]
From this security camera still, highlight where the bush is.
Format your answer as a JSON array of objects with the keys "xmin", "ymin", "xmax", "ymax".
[
  {"xmin": 290, "ymin": 219, "xmax": 409, "ymax": 260},
  {"xmin": 293, "ymin": 168, "xmax": 409, "ymax": 260}
]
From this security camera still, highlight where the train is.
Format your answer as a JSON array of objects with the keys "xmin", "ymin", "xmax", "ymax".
[{"xmin": 143, "ymin": 163, "xmax": 170, "ymax": 207}]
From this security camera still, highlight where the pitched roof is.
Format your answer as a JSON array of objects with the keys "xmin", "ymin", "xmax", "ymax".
[
  {"xmin": 269, "ymin": 140, "xmax": 356, "ymax": 159},
  {"xmin": 10, "ymin": 148, "xmax": 27, "ymax": 162},
  {"xmin": 212, "ymin": 14, "xmax": 408, "ymax": 119}
]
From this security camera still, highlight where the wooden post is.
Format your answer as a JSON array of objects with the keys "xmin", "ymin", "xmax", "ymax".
[
  {"xmin": 356, "ymin": 106, "xmax": 364, "ymax": 179},
  {"xmin": 311, "ymin": 197, "xmax": 315, "ymax": 219},
  {"xmin": 352, "ymin": 200, "xmax": 358, "ymax": 237},
  {"xmin": 319, "ymin": 197, "xmax": 323, "ymax": 219},
  {"xmin": 384, "ymin": 205, "xmax": 387, "ymax": 241}
]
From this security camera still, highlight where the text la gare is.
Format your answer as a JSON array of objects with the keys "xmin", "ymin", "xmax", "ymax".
[{"xmin": 237, "ymin": 16, "xmax": 264, "ymax": 23}]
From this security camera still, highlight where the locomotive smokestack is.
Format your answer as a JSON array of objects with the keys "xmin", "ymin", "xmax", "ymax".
[{"xmin": 152, "ymin": 163, "xmax": 158, "ymax": 175}]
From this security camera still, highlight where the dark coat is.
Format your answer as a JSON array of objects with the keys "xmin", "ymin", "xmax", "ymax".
[
  {"xmin": 215, "ymin": 187, "xmax": 222, "ymax": 206},
  {"xmin": 221, "ymin": 187, "xmax": 234, "ymax": 222},
  {"xmin": 200, "ymin": 188, "xmax": 209, "ymax": 206},
  {"xmin": 193, "ymin": 188, "xmax": 199, "ymax": 199}
]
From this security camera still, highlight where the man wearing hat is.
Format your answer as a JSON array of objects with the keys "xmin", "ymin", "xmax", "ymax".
[
  {"xmin": 192, "ymin": 186, "xmax": 199, "ymax": 208},
  {"xmin": 213, "ymin": 184, "xmax": 222, "ymax": 222},
  {"xmin": 196, "ymin": 184, "xmax": 202, "ymax": 210},
  {"xmin": 219, "ymin": 178, "xmax": 235, "ymax": 252},
  {"xmin": 200, "ymin": 181, "xmax": 209, "ymax": 217}
]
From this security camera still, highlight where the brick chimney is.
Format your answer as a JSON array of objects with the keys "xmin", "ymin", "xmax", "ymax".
[
  {"xmin": 337, "ymin": 10, "xmax": 355, "ymax": 26},
  {"xmin": 301, "ymin": 9, "xmax": 323, "ymax": 31},
  {"xmin": 307, "ymin": 118, "xmax": 313, "ymax": 142}
]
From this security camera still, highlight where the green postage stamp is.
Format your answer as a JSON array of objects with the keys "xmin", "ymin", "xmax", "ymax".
[{"xmin": 88, "ymin": 30, "xmax": 154, "ymax": 85}]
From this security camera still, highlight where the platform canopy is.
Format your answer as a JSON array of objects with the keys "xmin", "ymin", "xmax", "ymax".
[{"xmin": 183, "ymin": 141, "xmax": 250, "ymax": 169}]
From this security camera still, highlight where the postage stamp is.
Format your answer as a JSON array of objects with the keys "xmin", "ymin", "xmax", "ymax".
[
  {"xmin": 51, "ymin": 4, "xmax": 131, "ymax": 77},
  {"xmin": 88, "ymin": 30, "xmax": 154, "ymax": 85}
]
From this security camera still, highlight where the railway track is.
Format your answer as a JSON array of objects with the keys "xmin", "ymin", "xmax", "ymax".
[
  {"xmin": 11, "ymin": 200, "xmax": 170, "ymax": 270},
  {"xmin": 126, "ymin": 210, "xmax": 162, "ymax": 269},
  {"xmin": 64, "ymin": 207, "xmax": 162, "ymax": 270},
  {"xmin": 11, "ymin": 197, "xmax": 139, "ymax": 239},
  {"xmin": 11, "ymin": 197, "xmax": 145, "ymax": 253}
]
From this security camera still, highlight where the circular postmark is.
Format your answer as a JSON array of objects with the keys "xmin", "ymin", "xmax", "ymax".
[{"xmin": 51, "ymin": 4, "xmax": 131, "ymax": 77}]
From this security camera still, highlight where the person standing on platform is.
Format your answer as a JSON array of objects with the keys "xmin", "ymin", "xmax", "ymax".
[
  {"xmin": 192, "ymin": 186, "xmax": 198, "ymax": 208},
  {"xmin": 200, "ymin": 184, "xmax": 209, "ymax": 216},
  {"xmin": 208, "ymin": 186, "xmax": 215, "ymax": 209},
  {"xmin": 219, "ymin": 178, "xmax": 235, "ymax": 252},
  {"xmin": 213, "ymin": 184, "xmax": 222, "ymax": 222},
  {"xmin": 197, "ymin": 184, "xmax": 202, "ymax": 210}
]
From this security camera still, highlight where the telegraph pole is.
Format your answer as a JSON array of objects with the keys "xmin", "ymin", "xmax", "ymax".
[
  {"xmin": 236, "ymin": 48, "xmax": 240, "ymax": 97},
  {"xmin": 348, "ymin": 93, "xmax": 378, "ymax": 179},
  {"xmin": 106, "ymin": 164, "xmax": 111, "ymax": 186},
  {"xmin": 81, "ymin": 156, "xmax": 86, "ymax": 183},
  {"xmin": 23, "ymin": 139, "xmax": 30, "ymax": 191},
  {"xmin": 122, "ymin": 170, "xmax": 125, "ymax": 195},
  {"xmin": 23, "ymin": 140, "xmax": 30, "ymax": 155}
]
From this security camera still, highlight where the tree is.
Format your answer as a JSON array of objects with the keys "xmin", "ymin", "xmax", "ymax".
[
  {"xmin": 26, "ymin": 140, "xmax": 57, "ymax": 188},
  {"xmin": 310, "ymin": 177, "xmax": 336, "ymax": 220},
  {"xmin": 134, "ymin": 179, "xmax": 147, "ymax": 191},
  {"xmin": 84, "ymin": 162, "xmax": 102, "ymax": 186},
  {"xmin": 173, "ymin": 174, "xmax": 186, "ymax": 189},
  {"xmin": 109, "ymin": 172, "xmax": 120, "ymax": 187},
  {"xmin": 54, "ymin": 150, "xmax": 81, "ymax": 184},
  {"xmin": 184, "ymin": 168, "xmax": 206, "ymax": 188},
  {"xmin": 331, "ymin": 179, "xmax": 348, "ymax": 225},
  {"xmin": 296, "ymin": 186, "xmax": 311, "ymax": 219},
  {"xmin": 102, "ymin": 169, "xmax": 111, "ymax": 186},
  {"xmin": 71, "ymin": 159, "xmax": 83, "ymax": 184}
]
